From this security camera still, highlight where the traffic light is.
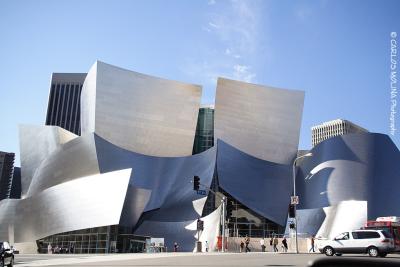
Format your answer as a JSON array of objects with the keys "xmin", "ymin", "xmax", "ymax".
[
  {"xmin": 197, "ymin": 218, "xmax": 204, "ymax": 231},
  {"xmin": 193, "ymin": 176, "xmax": 200, "ymax": 191},
  {"xmin": 288, "ymin": 204, "xmax": 296, "ymax": 218},
  {"xmin": 226, "ymin": 200, "xmax": 234, "ymax": 218}
]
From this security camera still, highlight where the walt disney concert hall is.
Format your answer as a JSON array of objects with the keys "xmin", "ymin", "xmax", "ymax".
[{"xmin": 0, "ymin": 61, "xmax": 399, "ymax": 253}]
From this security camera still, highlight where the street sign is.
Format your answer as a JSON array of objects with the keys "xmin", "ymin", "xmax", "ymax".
[
  {"xmin": 291, "ymin": 196, "xmax": 299, "ymax": 205},
  {"xmin": 197, "ymin": 189, "xmax": 207, "ymax": 196}
]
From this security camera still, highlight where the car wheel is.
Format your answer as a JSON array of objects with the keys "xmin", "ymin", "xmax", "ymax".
[
  {"xmin": 7, "ymin": 257, "xmax": 13, "ymax": 267},
  {"xmin": 324, "ymin": 246, "xmax": 334, "ymax": 256},
  {"xmin": 367, "ymin": 246, "xmax": 379, "ymax": 257},
  {"xmin": 335, "ymin": 253, "xmax": 342, "ymax": 256},
  {"xmin": 379, "ymin": 252, "xmax": 387, "ymax": 257}
]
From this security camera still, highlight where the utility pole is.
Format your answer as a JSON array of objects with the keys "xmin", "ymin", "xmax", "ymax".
[
  {"xmin": 292, "ymin": 153, "xmax": 312, "ymax": 254},
  {"xmin": 221, "ymin": 196, "xmax": 226, "ymax": 252}
]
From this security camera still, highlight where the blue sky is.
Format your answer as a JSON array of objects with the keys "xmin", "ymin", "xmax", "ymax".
[{"xmin": 0, "ymin": 0, "xmax": 399, "ymax": 166}]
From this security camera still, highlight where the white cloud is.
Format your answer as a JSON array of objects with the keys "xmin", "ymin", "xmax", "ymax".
[
  {"xmin": 208, "ymin": 22, "xmax": 219, "ymax": 29},
  {"xmin": 183, "ymin": 0, "xmax": 263, "ymax": 90},
  {"xmin": 233, "ymin": 64, "xmax": 256, "ymax": 82},
  {"xmin": 205, "ymin": 1, "xmax": 261, "ymax": 81}
]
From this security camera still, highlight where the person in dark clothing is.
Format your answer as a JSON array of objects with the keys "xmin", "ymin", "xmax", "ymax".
[
  {"xmin": 245, "ymin": 235, "xmax": 251, "ymax": 252},
  {"xmin": 282, "ymin": 237, "xmax": 288, "ymax": 252},
  {"xmin": 309, "ymin": 236, "xmax": 315, "ymax": 253}
]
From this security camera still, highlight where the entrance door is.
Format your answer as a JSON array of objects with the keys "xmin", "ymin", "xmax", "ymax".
[{"xmin": 129, "ymin": 239, "xmax": 146, "ymax": 253}]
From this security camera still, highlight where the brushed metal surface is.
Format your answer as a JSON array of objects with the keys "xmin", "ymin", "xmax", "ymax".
[
  {"xmin": 217, "ymin": 140, "xmax": 291, "ymax": 226},
  {"xmin": 295, "ymin": 133, "xmax": 400, "ymax": 236},
  {"xmin": 214, "ymin": 78, "xmax": 304, "ymax": 164},
  {"xmin": 15, "ymin": 169, "xmax": 131, "ymax": 242},
  {"xmin": 94, "ymin": 134, "xmax": 216, "ymax": 221},
  {"xmin": 0, "ymin": 199, "xmax": 18, "ymax": 241},
  {"xmin": 296, "ymin": 133, "xmax": 376, "ymax": 211},
  {"xmin": 19, "ymin": 125, "xmax": 77, "ymax": 197},
  {"xmin": 81, "ymin": 61, "xmax": 201, "ymax": 157},
  {"xmin": 26, "ymin": 134, "xmax": 100, "ymax": 197}
]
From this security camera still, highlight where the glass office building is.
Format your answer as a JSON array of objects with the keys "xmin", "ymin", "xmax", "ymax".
[
  {"xmin": 192, "ymin": 106, "xmax": 214, "ymax": 154},
  {"xmin": 45, "ymin": 73, "xmax": 87, "ymax": 136},
  {"xmin": 0, "ymin": 152, "xmax": 15, "ymax": 201}
]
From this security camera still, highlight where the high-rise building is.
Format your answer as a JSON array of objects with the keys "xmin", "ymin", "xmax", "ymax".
[
  {"xmin": 192, "ymin": 105, "xmax": 214, "ymax": 154},
  {"xmin": 45, "ymin": 73, "xmax": 87, "ymax": 135},
  {"xmin": 0, "ymin": 152, "xmax": 15, "ymax": 200},
  {"xmin": 311, "ymin": 119, "xmax": 368, "ymax": 147},
  {"xmin": 10, "ymin": 167, "xmax": 21, "ymax": 199}
]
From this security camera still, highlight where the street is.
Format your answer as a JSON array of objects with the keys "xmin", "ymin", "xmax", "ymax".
[{"xmin": 13, "ymin": 252, "xmax": 400, "ymax": 267}]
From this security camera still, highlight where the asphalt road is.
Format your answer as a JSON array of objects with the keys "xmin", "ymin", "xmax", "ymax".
[{"xmin": 13, "ymin": 252, "xmax": 400, "ymax": 267}]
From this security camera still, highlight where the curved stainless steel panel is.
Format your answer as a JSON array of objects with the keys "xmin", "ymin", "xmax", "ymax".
[
  {"xmin": 119, "ymin": 185, "xmax": 151, "ymax": 228},
  {"xmin": 15, "ymin": 169, "xmax": 131, "ymax": 242},
  {"xmin": 81, "ymin": 61, "xmax": 201, "ymax": 157},
  {"xmin": 217, "ymin": 140, "xmax": 291, "ymax": 226},
  {"xmin": 95, "ymin": 134, "xmax": 216, "ymax": 221},
  {"xmin": 0, "ymin": 199, "xmax": 18, "ymax": 241},
  {"xmin": 19, "ymin": 125, "xmax": 77, "ymax": 197},
  {"xmin": 296, "ymin": 133, "xmax": 400, "ymax": 236},
  {"xmin": 214, "ymin": 77, "xmax": 304, "ymax": 164},
  {"xmin": 26, "ymin": 134, "xmax": 100, "ymax": 197}
]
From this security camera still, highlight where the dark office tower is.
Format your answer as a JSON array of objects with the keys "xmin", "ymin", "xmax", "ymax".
[
  {"xmin": 10, "ymin": 167, "xmax": 21, "ymax": 199},
  {"xmin": 192, "ymin": 106, "xmax": 214, "ymax": 154},
  {"xmin": 0, "ymin": 152, "xmax": 15, "ymax": 200},
  {"xmin": 45, "ymin": 73, "xmax": 87, "ymax": 135}
]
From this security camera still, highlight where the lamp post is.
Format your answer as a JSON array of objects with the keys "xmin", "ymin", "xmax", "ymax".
[{"xmin": 292, "ymin": 152, "xmax": 312, "ymax": 254}]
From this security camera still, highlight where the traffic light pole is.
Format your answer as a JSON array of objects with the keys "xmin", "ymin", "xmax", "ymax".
[
  {"xmin": 292, "ymin": 153, "xmax": 312, "ymax": 254},
  {"xmin": 292, "ymin": 162, "xmax": 299, "ymax": 254},
  {"xmin": 221, "ymin": 196, "xmax": 226, "ymax": 252},
  {"xmin": 191, "ymin": 178, "xmax": 227, "ymax": 252}
]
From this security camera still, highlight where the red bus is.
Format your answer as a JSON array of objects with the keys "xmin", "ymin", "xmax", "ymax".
[{"xmin": 363, "ymin": 217, "xmax": 400, "ymax": 252}]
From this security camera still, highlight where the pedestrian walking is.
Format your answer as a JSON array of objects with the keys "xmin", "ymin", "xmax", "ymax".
[
  {"xmin": 205, "ymin": 241, "xmax": 209, "ymax": 252},
  {"xmin": 309, "ymin": 236, "xmax": 315, "ymax": 253},
  {"xmin": 273, "ymin": 236, "xmax": 279, "ymax": 252},
  {"xmin": 240, "ymin": 240, "xmax": 244, "ymax": 253},
  {"xmin": 245, "ymin": 235, "xmax": 251, "ymax": 252},
  {"xmin": 281, "ymin": 237, "xmax": 288, "ymax": 252},
  {"xmin": 47, "ymin": 243, "xmax": 52, "ymax": 254},
  {"xmin": 174, "ymin": 242, "xmax": 179, "ymax": 252},
  {"xmin": 260, "ymin": 238, "xmax": 265, "ymax": 252}
]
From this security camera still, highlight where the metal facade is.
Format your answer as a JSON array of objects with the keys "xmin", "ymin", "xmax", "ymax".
[
  {"xmin": 294, "ymin": 133, "xmax": 400, "ymax": 237},
  {"xmin": 7, "ymin": 61, "xmax": 397, "ymax": 252},
  {"xmin": 214, "ymin": 77, "xmax": 304, "ymax": 165},
  {"xmin": 81, "ymin": 61, "xmax": 201, "ymax": 157}
]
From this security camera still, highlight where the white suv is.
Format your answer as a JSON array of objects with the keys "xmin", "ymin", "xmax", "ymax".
[{"xmin": 319, "ymin": 230, "xmax": 394, "ymax": 257}]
